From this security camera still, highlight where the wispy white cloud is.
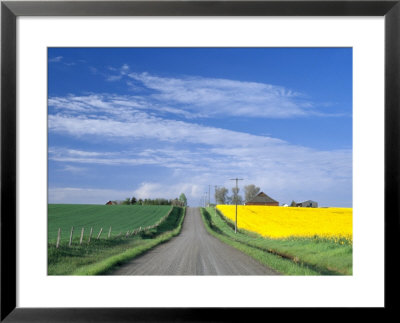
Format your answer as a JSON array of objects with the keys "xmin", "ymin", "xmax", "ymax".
[
  {"xmin": 65, "ymin": 149, "xmax": 108, "ymax": 157},
  {"xmin": 127, "ymin": 71, "xmax": 311, "ymax": 118},
  {"xmin": 61, "ymin": 165, "xmax": 88, "ymax": 173},
  {"xmin": 49, "ymin": 147, "xmax": 216, "ymax": 171},
  {"xmin": 106, "ymin": 75, "xmax": 123, "ymax": 82},
  {"xmin": 105, "ymin": 64, "xmax": 130, "ymax": 82},
  {"xmin": 48, "ymin": 94, "xmax": 202, "ymax": 120},
  {"xmin": 49, "ymin": 56, "xmax": 63, "ymax": 63},
  {"xmin": 97, "ymin": 65, "xmax": 341, "ymax": 119},
  {"xmin": 48, "ymin": 112, "xmax": 284, "ymax": 148}
]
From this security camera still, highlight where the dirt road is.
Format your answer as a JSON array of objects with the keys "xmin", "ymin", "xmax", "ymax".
[{"xmin": 110, "ymin": 207, "xmax": 279, "ymax": 275}]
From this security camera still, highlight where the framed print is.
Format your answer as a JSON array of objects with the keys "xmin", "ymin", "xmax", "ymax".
[{"xmin": 1, "ymin": 0, "xmax": 399, "ymax": 321}]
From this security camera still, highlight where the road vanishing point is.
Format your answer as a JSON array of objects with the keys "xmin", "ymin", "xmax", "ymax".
[{"xmin": 110, "ymin": 207, "xmax": 279, "ymax": 275}]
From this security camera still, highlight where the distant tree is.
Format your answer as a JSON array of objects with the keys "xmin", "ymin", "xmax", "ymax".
[
  {"xmin": 125, "ymin": 196, "xmax": 187, "ymax": 206},
  {"xmin": 244, "ymin": 184, "xmax": 260, "ymax": 203},
  {"xmin": 157, "ymin": 198, "xmax": 169, "ymax": 205},
  {"xmin": 231, "ymin": 187, "xmax": 243, "ymax": 205},
  {"xmin": 122, "ymin": 197, "xmax": 131, "ymax": 205},
  {"xmin": 215, "ymin": 187, "xmax": 228, "ymax": 204},
  {"xmin": 179, "ymin": 193, "xmax": 187, "ymax": 206},
  {"xmin": 171, "ymin": 198, "xmax": 184, "ymax": 206},
  {"xmin": 290, "ymin": 200, "xmax": 297, "ymax": 207}
]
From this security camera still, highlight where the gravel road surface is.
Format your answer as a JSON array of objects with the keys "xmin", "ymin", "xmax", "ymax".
[{"xmin": 110, "ymin": 207, "xmax": 279, "ymax": 275}]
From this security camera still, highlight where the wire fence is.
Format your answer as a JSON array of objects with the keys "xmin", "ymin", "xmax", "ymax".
[{"xmin": 53, "ymin": 207, "xmax": 173, "ymax": 248}]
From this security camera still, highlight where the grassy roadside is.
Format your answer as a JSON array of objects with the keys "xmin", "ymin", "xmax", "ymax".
[
  {"xmin": 201, "ymin": 207, "xmax": 352, "ymax": 275},
  {"xmin": 48, "ymin": 206, "xmax": 186, "ymax": 275}
]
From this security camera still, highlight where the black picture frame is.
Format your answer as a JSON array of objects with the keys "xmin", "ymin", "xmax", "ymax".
[{"xmin": 1, "ymin": 0, "xmax": 399, "ymax": 321}]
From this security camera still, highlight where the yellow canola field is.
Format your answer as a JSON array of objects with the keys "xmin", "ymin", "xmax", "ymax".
[{"xmin": 216, "ymin": 205, "xmax": 352, "ymax": 242}]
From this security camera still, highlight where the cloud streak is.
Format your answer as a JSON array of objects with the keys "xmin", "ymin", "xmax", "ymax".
[
  {"xmin": 49, "ymin": 56, "xmax": 63, "ymax": 63},
  {"xmin": 127, "ymin": 71, "xmax": 311, "ymax": 118},
  {"xmin": 48, "ymin": 110, "xmax": 286, "ymax": 148},
  {"xmin": 103, "ymin": 66, "xmax": 342, "ymax": 119}
]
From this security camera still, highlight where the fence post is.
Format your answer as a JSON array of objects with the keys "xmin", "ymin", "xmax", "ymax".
[
  {"xmin": 108, "ymin": 226, "xmax": 112, "ymax": 239},
  {"xmin": 56, "ymin": 228, "xmax": 61, "ymax": 248},
  {"xmin": 88, "ymin": 227, "xmax": 93, "ymax": 244},
  {"xmin": 69, "ymin": 226, "xmax": 74, "ymax": 246},
  {"xmin": 80, "ymin": 228, "xmax": 84, "ymax": 245},
  {"xmin": 96, "ymin": 228, "xmax": 103, "ymax": 240}
]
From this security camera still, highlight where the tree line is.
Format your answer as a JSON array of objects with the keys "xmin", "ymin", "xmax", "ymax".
[
  {"xmin": 214, "ymin": 185, "xmax": 299, "ymax": 206},
  {"xmin": 214, "ymin": 184, "xmax": 260, "ymax": 205},
  {"xmin": 110, "ymin": 193, "xmax": 187, "ymax": 207}
]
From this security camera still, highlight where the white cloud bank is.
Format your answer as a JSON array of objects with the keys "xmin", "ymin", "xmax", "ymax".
[{"xmin": 48, "ymin": 187, "xmax": 135, "ymax": 205}]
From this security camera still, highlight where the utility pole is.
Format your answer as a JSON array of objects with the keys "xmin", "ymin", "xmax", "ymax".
[
  {"xmin": 214, "ymin": 185, "xmax": 218, "ymax": 217},
  {"xmin": 230, "ymin": 178, "xmax": 243, "ymax": 233},
  {"xmin": 208, "ymin": 185, "xmax": 211, "ymax": 206}
]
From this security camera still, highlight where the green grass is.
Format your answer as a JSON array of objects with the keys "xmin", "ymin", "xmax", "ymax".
[
  {"xmin": 48, "ymin": 206, "xmax": 185, "ymax": 275},
  {"xmin": 201, "ymin": 207, "xmax": 352, "ymax": 275},
  {"xmin": 48, "ymin": 204, "xmax": 172, "ymax": 243}
]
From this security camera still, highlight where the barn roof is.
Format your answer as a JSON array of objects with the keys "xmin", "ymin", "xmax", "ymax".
[{"xmin": 248, "ymin": 192, "xmax": 278, "ymax": 203}]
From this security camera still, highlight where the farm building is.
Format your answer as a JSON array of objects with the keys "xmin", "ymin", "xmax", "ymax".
[
  {"xmin": 105, "ymin": 201, "xmax": 116, "ymax": 205},
  {"xmin": 296, "ymin": 200, "xmax": 318, "ymax": 208},
  {"xmin": 245, "ymin": 192, "xmax": 279, "ymax": 206}
]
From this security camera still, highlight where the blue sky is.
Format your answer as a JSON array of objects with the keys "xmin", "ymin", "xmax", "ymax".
[{"xmin": 48, "ymin": 48, "xmax": 352, "ymax": 207}]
